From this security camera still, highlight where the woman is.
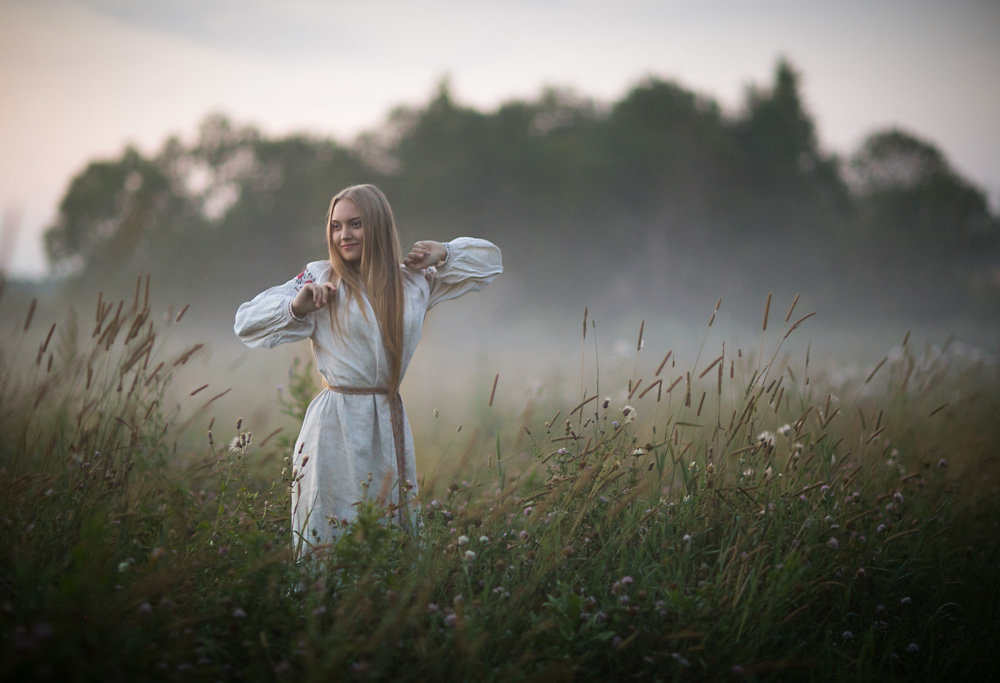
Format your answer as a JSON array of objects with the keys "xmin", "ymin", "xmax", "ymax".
[{"xmin": 234, "ymin": 184, "xmax": 502, "ymax": 558}]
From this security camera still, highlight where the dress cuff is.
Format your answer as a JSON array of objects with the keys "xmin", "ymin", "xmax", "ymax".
[
  {"xmin": 437, "ymin": 242, "xmax": 452, "ymax": 270},
  {"xmin": 288, "ymin": 299, "xmax": 307, "ymax": 322}
]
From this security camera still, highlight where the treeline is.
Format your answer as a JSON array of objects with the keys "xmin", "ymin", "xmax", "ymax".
[{"xmin": 42, "ymin": 60, "xmax": 999, "ymax": 323}]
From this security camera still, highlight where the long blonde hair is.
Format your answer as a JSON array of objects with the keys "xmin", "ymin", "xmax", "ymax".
[{"xmin": 325, "ymin": 184, "xmax": 405, "ymax": 390}]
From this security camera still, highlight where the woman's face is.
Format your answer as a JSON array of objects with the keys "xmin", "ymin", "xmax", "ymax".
[{"xmin": 330, "ymin": 198, "xmax": 364, "ymax": 262}]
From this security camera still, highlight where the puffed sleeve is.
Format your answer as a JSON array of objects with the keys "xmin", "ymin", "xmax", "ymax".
[
  {"xmin": 426, "ymin": 237, "xmax": 503, "ymax": 309},
  {"xmin": 234, "ymin": 264, "xmax": 321, "ymax": 348}
]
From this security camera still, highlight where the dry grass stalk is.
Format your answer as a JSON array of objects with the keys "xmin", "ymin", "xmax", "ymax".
[
  {"xmin": 785, "ymin": 293, "xmax": 800, "ymax": 323},
  {"xmin": 762, "ymin": 293, "xmax": 772, "ymax": 331},
  {"xmin": 569, "ymin": 394, "xmax": 597, "ymax": 416},
  {"xmin": 865, "ymin": 357, "xmax": 888, "ymax": 384},
  {"xmin": 638, "ymin": 379, "xmax": 661, "ymax": 400},
  {"xmin": 489, "ymin": 373, "xmax": 499, "ymax": 407},
  {"xmin": 23, "ymin": 298, "xmax": 36, "ymax": 331},
  {"xmin": 708, "ymin": 298, "xmax": 722, "ymax": 327},
  {"xmin": 172, "ymin": 343, "xmax": 204, "ymax": 367},
  {"xmin": 698, "ymin": 354, "xmax": 724, "ymax": 379},
  {"xmin": 784, "ymin": 312, "xmax": 816, "ymax": 338},
  {"xmin": 655, "ymin": 351, "xmax": 672, "ymax": 377}
]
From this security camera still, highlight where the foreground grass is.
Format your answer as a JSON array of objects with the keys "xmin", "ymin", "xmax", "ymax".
[{"xmin": 1, "ymin": 286, "xmax": 999, "ymax": 681}]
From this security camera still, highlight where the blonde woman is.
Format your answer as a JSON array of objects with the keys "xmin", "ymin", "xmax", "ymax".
[{"xmin": 234, "ymin": 184, "xmax": 502, "ymax": 558}]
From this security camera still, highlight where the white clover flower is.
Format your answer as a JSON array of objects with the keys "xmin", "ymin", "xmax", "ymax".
[
  {"xmin": 478, "ymin": 535, "xmax": 489, "ymax": 543},
  {"xmin": 457, "ymin": 535, "xmax": 469, "ymax": 545},
  {"xmin": 463, "ymin": 550, "xmax": 476, "ymax": 562},
  {"xmin": 622, "ymin": 405, "xmax": 636, "ymax": 424},
  {"xmin": 557, "ymin": 447, "xmax": 569, "ymax": 456},
  {"xmin": 757, "ymin": 431, "xmax": 776, "ymax": 448},
  {"xmin": 827, "ymin": 537, "xmax": 839, "ymax": 550}
]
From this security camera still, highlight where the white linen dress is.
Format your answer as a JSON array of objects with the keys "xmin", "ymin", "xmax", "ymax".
[{"xmin": 234, "ymin": 238, "xmax": 502, "ymax": 556}]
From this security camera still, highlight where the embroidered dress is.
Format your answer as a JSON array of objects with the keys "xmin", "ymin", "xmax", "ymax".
[{"xmin": 234, "ymin": 238, "xmax": 502, "ymax": 557}]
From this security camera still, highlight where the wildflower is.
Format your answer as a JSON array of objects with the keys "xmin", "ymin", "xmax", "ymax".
[
  {"xmin": 444, "ymin": 612, "xmax": 458, "ymax": 627},
  {"xmin": 682, "ymin": 534, "xmax": 692, "ymax": 543},
  {"xmin": 463, "ymin": 550, "xmax": 476, "ymax": 562},
  {"xmin": 757, "ymin": 431, "xmax": 775, "ymax": 448},
  {"xmin": 457, "ymin": 535, "xmax": 469, "ymax": 545},
  {"xmin": 937, "ymin": 457, "xmax": 948, "ymax": 468},
  {"xmin": 427, "ymin": 603, "xmax": 439, "ymax": 613},
  {"xmin": 900, "ymin": 596, "xmax": 911, "ymax": 605},
  {"xmin": 827, "ymin": 537, "xmax": 839, "ymax": 550},
  {"xmin": 622, "ymin": 405, "xmax": 635, "ymax": 424},
  {"xmin": 621, "ymin": 575, "xmax": 634, "ymax": 585},
  {"xmin": 893, "ymin": 491, "xmax": 904, "ymax": 503},
  {"xmin": 556, "ymin": 447, "xmax": 568, "ymax": 456},
  {"xmin": 763, "ymin": 465, "xmax": 773, "ymax": 478},
  {"xmin": 478, "ymin": 535, "xmax": 489, "ymax": 543},
  {"xmin": 777, "ymin": 423, "xmax": 792, "ymax": 436},
  {"xmin": 906, "ymin": 643, "xmax": 919, "ymax": 653},
  {"xmin": 518, "ymin": 530, "xmax": 528, "ymax": 541},
  {"xmin": 232, "ymin": 608, "xmax": 247, "ymax": 619},
  {"xmin": 523, "ymin": 507, "xmax": 533, "ymax": 516},
  {"xmin": 877, "ymin": 524, "xmax": 887, "ymax": 533},
  {"xmin": 602, "ymin": 397, "xmax": 611, "ymax": 409},
  {"xmin": 630, "ymin": 447, "xmax": 644, "ymax": 457},
  {"xmin": 706, "ymin": 462, "xmax": 715, "ymax": 474},
  {"xmin": 842, "ymin": 630, "xmax": 853, "ymax": 640}
]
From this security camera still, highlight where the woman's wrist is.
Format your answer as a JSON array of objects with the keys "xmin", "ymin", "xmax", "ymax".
[{"xmin": 289, "ymin": 299, "xmax": 308, "ymax": 321}]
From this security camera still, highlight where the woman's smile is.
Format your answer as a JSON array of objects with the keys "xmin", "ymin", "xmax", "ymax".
[{"xmin": 330, "ymin": 197, "xmax": 364, "ymax": 262}]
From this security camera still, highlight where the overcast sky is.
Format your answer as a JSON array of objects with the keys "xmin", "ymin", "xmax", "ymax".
[{"xmin": 2, "ymin": 0, "xmax": 998, "ymax": 278}]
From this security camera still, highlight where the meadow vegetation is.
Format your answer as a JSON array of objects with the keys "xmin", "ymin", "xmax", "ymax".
[{"xmin": 1, "ymin": 284, "xmax": 998, "ymax": 681}]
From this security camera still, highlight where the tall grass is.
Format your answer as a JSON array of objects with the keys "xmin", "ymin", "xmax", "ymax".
[{"xmin": 1, "ymin": 285, "xmax": 998, "ymax": 681}]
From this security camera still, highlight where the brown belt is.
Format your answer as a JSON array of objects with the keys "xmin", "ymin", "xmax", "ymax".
[{"xmin": 324, "ymin": 383, "xmax": 410, "ymax": 529}]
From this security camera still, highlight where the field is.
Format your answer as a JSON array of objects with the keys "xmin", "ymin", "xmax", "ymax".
[{"xmin": 2, "ymin": 283, "xmax": 999, "ymax": 681}]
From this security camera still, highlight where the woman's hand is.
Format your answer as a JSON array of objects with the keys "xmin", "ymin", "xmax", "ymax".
[
  {"xmin": 291, "ymin": 281, "xmax": 337, "ymax": 318},
  {"xmin": 403, "ymin": 240, "xmax": 447, "ymax": 271}
]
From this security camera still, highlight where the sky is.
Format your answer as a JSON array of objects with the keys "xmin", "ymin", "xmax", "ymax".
[{"xmin": 2, "ymin": 0, "xmax": 999, "ymax": 278}]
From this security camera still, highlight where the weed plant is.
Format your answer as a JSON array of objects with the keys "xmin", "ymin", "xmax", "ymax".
[{"xmin": 1, "ymin": 284, "xmax": 998, "ymax": 681}]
